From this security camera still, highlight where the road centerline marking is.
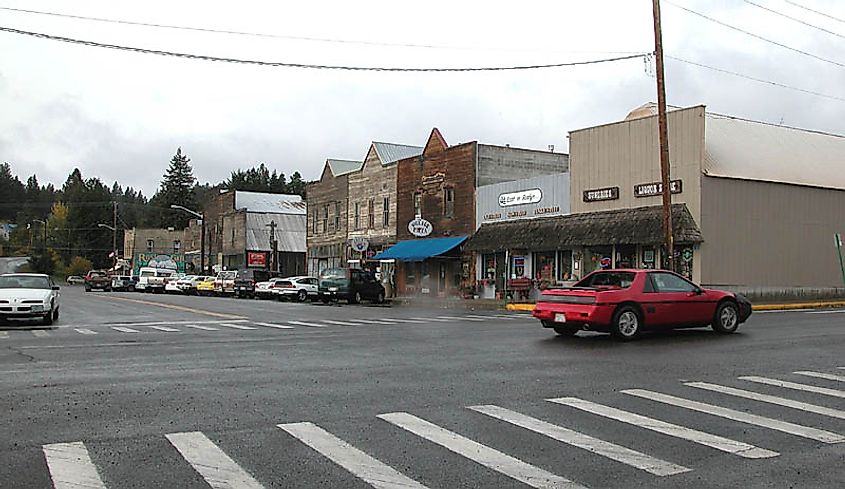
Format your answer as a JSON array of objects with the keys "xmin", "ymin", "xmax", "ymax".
[
  {"xmin": 548, "ymin": 397, "xmax": 777, "ymax": 458},
  {"xmin": 622, "ymin": 389, "xmax": 845, "ymax": 443},
  {"xmin": 378, "ymin": 412, "xmax": 586, "ymax": 488},
  {"xmin": 43, "ymin": 441, "xmax": 108, "ymax": 489},
  {"xmin": 686, "ymin": 382, "xmax": 845, "ymax": 420},
  {"xmin": 166, "ymin": 431, "xmax": 264, "ymax": 489},
  {"xmin": 469, "ymin": 404, "xmax": 690, "ymax": 476},
  {"xmin": 794, "ymin": 371, "xmax": 845, "ymax": 383},
  {"xmin": 740, "ymin": 376, "xmax": 845, "ymax": 399},
  {"xmin": 279, "ymin": 422, "xmax": 429, "ymax": 489}
]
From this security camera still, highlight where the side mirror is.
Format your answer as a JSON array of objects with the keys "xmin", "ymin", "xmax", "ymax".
[{"xmin": 695, "ymin": 287, "xmax": 704, "ymax": 295}]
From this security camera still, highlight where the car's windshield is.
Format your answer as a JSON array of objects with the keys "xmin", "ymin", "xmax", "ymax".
[
  {"xmin": 140, "ymin": 270, "xmax": 155, "ymax": 277},
  {"xmin": 575, "ymin": 271, "xmax": 636, "ymax": 289},
  {"xmin": 320, "ymin": 268, "xmax": 348, "ymax": 279},
  {"xmin": 0, "ymin": 275, "xmax": 51, "ymax": 289}
]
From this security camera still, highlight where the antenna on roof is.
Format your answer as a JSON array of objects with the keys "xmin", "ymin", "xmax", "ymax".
[{"xmin": 548, "ymin": 144, "xmax": 555, "ymax": 152}]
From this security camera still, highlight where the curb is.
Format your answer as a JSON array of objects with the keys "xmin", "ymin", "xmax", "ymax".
[{"xmin": 506, "ymin": 301, "xmax": 845, "ymax": 312}]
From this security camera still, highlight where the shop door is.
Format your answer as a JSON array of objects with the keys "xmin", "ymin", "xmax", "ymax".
[
  {"xmin": 616, "ymin": 245, "xmax": 636, "ymax": 269},
  {"xmin": 438, "ymin": 262, "xmax": 447, "ymax": 295}
]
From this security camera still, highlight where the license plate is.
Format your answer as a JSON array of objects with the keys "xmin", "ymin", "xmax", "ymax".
[
  {"xmin": 554, "ymin": 313, "xmax": 566, "ymax": 323},
  {"xmin": 328, "ymin": 287, "xmax": 338, "ymax": 292}
]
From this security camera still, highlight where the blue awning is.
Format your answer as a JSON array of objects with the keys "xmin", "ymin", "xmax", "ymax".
[{"xmin": 372, "ymin": 236, "xmax": 468, "ymax": 262}]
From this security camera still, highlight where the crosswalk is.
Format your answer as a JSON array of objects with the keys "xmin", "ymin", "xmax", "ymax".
[
  {"xmin": 39, "ymin": 366, "xmax": 844, "ymax": 488},
  {"xmin": 0, "ymin": 313, "xmax": 532, "ymax": 339}
]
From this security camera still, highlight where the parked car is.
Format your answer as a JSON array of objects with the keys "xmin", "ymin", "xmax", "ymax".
[
  {"xmin": 214, "ymin": 270, "xmax": 238, "ymax": 296},
  {"xmin": 111, "ymin": 275, "xmax": 136, "ymax": 292},
  {"xmin": 532, "ymin": 269, "xmax": 752, "ymax": 341},
  {"xmin": 233, "ymin": 269, "xmax": 283, "ymax": 299},
  {"xmin": 65, "ymin": 275, "xmax": 85, "ymax": 285},
  {"xmin": 176, "ymin": 275, "xmax": 212, "ymax": 295},
  {"xmin": 275, "ymin": 276, "xmax": 319, "ymax": 302},
  {"xmin": 84, "ymin": 270, "xmax": 112, "ymax": 292},
  {"xmin": 136, "ymin": 267, "xmax": 177, "ymax": 293},
  {"xmin": 318, "ymin": 268, "xmax": 386, "ymax": 304},
  {"xmin": 254, "ymin": 278, "xmax": 284, "ymax": 299},
  {"xmin": 0, "ymin": 273, "xmax": 60, "ymax": 326},
  {"xmin": 164, "ymin": 276, "xmax": 183, "ymax": 294},
  {"xmin": 196, "ymin": 276, "xmax": 216, "ymax": 296}
]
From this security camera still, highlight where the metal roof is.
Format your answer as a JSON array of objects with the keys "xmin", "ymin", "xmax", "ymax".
[
  {"xmin": 704, "ymin": 113, "xmax": 845, "ymax": 190},
  {"xmin": 245, "ymin": 213, "xmax": 306, "ymax": 253},
  {"xmin": 372, "ymin": 142, "xmax": 423, "ymax": 165},
  {"xmin": 234, "ymin": 191, "xmax": 306, "ymax": 215},
  {"xmin": 327, "ymin": 159, "xmax": 363, "ymax": 177}
]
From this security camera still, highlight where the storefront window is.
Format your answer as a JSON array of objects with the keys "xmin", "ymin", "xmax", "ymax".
[
  {"xmin": 585, "ymin": 246, "xmax": 613, "ymax": 274},
  {"xmin": 557, "ymin": 250, "xmax": 573, "ymax": 281},
  {"xmin": 676, "ymin": 246, "xmax": 694, "ymax": 280},
  {"xmin": 641, "ymin": 247, "xmax": 656, "ymax": 269},
  {"xmin": 616, "ymin": 245, "xmax": 636, "ymax": 269},
  {"xmin": 534, "ymin": 251, "xmax": 555, "ymax": 289}
]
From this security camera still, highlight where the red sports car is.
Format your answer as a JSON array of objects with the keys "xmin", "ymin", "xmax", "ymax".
[{"xmin": 532, "ymin": 269, "xmax": 752, "ymax": 341}]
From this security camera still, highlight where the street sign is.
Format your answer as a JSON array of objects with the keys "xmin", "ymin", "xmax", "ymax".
[
  {"xmin": 350, "ymin": 236, "xmax": 369, "ymax": 252},
  {"xmin": 408, "ymin": 218, "xmax": 432, "ymax": 237}
]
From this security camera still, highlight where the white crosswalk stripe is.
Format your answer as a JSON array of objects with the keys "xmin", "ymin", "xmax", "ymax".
[
  {"xmin": 794, "ymin": 371, "xmax": 845, "ymax": 383},
  {"xmin": 74, "ymin": 328, "xmax": 98, "ymax": 335},
  {"xmin": 42, "ymin": 441, "xmax": 108, "ymax": 489},
  {"xmin": 469, "ymin": 405, "xmax": 690, "ymax": 476},
  {"xmin": 186, "ymin": 324, "xmax": 219, "ymax": 331},
  {"xmin": 111, "ymin": 326, "xmax": 140, "ymax": 333},
  {"xmin": 380, "ymin": 318, "xmax": 426, "ymax": 324},
  {"xmin": 378, "ymin": 412, "xmax": 586, "ymax": 489},
  {"xmin": 0, "ymin": 331, "xmax": 8, "ymax": 339},
  {"xmin": 548, "ymin": 397, "xmax": 777, "ymax": 458},
  {"xmin": 288, "ymin": 320, "xmax": 327, "ymax": 328},
  {"xmin": 345, "ymin": 319, "xmax": 397, "ymax": 325},
  {"xmin": 623, "ymin": 389, "xmax": 845, "ymax": 443},
  {"xmin": 32, "ymin": 330, "xmax": 50, "ymax": 337},
  {"xmin": 436, "ymin": 316, "xmax": 484, "ymax": 322},
  {"xmin": 464, "ymin": 315, "xmax": 497, "ymax": 321},
  {"xmin": 409, "ymin": 317, "xmax": 451, "ymax": 323},
  {"xmin": 686, "ymin": 382, "xmax": 845, "ymax": 421},
  {"xmin": 279, "ymin": 422, "xmax": 429, "ymax": 489},
  {"xmin": 320, "ymin": 320, "xmax": 360, "ymax": 326},
  {"xmin": 220, "ymin": 323, "xmax": 257, "ymax": 330},
  {"xmin": 252, "ymin": 322, "xmax": 294, "ymax": 329},
  {"xmin": 740, "ymin": 376, "xmax": 845, "ymax": 399},
  {"xmin": 166, "ymin": 431, "xmax": 264, "ymax": 489},
  {"xmin": 149, "ymin": 326, "xmax": 180, "ymax": 332}
]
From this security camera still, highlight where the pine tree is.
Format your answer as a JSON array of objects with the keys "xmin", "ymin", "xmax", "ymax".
[{"xmin": 151, "ymin": 148, "xmax": 198, "ymax": 228}]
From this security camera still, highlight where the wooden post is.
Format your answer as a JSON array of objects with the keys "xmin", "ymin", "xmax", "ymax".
[{"xmin": 652, "ymin": 0, "xmax": 675, "ymax": 271}]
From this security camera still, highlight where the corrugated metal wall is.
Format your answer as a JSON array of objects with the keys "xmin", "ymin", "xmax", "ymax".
[
  {"xmin": 700, "ymin": 176, "xmax": 845, "ymax": 288},
  {"xmin": 475, "ymin": 173, "xmax": 570, "ymax": 229},
  {"xmin": 476, "ymin": 145, "xmax": 569, "ymax": 187}
]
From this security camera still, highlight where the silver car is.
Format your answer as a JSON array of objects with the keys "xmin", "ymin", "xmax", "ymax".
[{"xmin": 0, "ymin": 273, "xmax": 60, "ymax": 326}]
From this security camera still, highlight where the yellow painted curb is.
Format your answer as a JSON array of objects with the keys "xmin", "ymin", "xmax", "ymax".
[
  {"xmin": 91, "ymin": 294, "xmax": 248, "ymax": 320},
  {"xmin": 752, "ymin": 301, "xmax": 845, "ymax": 311},
  {"xmin": 506, "ymin": 303, "xmax": 535, "ymax": 312}
]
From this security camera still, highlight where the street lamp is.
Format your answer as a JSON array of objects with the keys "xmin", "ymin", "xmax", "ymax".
[
  {"xmin": 171, "ymin": 205, "xmax": 205, "ymax": 274},
  {"xmin": 32, "ymin": 219, "xmax": 47, "ymax": 247},
  {"xmin": 98, "ymin": 223, "xmax": 117, "ymax": 269}
]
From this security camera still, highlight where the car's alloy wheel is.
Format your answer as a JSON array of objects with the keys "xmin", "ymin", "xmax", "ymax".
[
  {"xmin": 375, "ymin": 291, "xmax": 385, "ymax": 304},
  {"xmin": 712, "ymin": 302, "xmax": 739, "ymax": 334},
  {"xmin": 611, "ymin": 306, "xmax": 641, "ymax": 341},
  {"xmin": 298, "ymin": 290, "xmax": 307, "ymax": 302}
]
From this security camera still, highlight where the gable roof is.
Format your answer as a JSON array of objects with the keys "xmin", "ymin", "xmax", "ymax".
[
  {"xmin": 423, "ymin": 128, "xmax": 448, "ymax": 155},
  {"xmin": 234, "ymin": 191, "xmax": 306, "ymax": 215},
  {"xmin": 326, "ymin": 159, "xmax": 363, "ymax": 177},
  {"xmin": 372, "ymin": 142, "xmax": 423, "ymax": 165},
  {"xmin": 704, "ymin": 113, "xmax": 845, "ymax": 190}
]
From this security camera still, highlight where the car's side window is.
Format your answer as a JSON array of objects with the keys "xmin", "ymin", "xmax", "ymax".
[
  {"xmin": 643, "ymin": 274, "xmax": 657, "ymax": 293},
  {"xmin": 651, "ymin": 272, "xmax": 697, "ymax": 293}
]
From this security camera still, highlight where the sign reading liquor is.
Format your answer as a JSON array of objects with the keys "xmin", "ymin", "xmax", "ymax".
[
  {"xmin": 583, "ymin": 186, "xmax": 619, "ymax": 202},
  {"xmin": 349, "ymin": 236, "xmax": 369, "ymax": 252},
  {"xmin": 408, "ymin": 217, "xmax": 433, "ymax": 237},
  {"xmin": 498, "ymin": 188, "xmax": 543, "ymax": 207},
  {"xmin": 634, "ymin": 179, "xmax": 683, "ymax": 198},
  {"xmin": 247, "ymin": 251, "xmax": 267, "ymax": 267}
]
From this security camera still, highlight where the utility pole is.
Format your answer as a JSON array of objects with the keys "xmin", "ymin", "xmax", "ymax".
[
  {"xmin": 652, "ymin": 0, "xmax": 674, "ymax": 272},
  {"xmin": 112, "ymin": 201, "xmax": 118, "ymax": 269},
  {"xmin": 267, "ymin": 220, "xmax": 277, "ymax": 272}
]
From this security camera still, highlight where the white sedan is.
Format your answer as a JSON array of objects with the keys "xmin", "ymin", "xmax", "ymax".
[
  {"xmin": 0, "ymin": 273, "xmax": 60, "ymax": 326},
  {"xmin": 274, "ymin": 276, "xmax": 319, "ymax": 302}
]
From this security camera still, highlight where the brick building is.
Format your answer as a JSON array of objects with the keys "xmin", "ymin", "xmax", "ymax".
[
  {"xmin": 123, "ymin": 219, "xmax": 203, "ymax": 274},
  {"xmin": 306, "ymin": 159, "xmax": 362, "ymax": 275},
  {"xmin": 375, "ymin": 128, "xmax": 568, "ymax": 297}
]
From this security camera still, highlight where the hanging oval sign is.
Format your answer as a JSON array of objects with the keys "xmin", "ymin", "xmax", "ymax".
[
  {"xmin": 498, "ymin": 188, "xmax": 542, "ymax": 207},
  {"xmin": 408, "ymin": 217, "xmax": 433, "ymax": 237},
  {"xmin": 349, "ymin": 236, "xmax": 369, "ymax": 252}
]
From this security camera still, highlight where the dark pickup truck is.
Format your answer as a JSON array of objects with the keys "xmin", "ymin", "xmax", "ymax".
[
  {"xmin": 234, "ymin": 269, "xmax": 283, "ymax": 298},
  {"xmin": 84, "ymin": 270, "xmax": 112, "ymax": 292}
]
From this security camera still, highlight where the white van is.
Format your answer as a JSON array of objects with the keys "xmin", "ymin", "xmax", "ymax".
[{"xmin": 136, "ymin": 267, "xmax": 177, "ymax": 293}]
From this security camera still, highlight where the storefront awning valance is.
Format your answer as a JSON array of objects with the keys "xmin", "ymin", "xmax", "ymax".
[
  {"xmin": 372, "ymin": 236, "xmax": 468, "ymax": 262},
  {"xmin": 465, "ymin": 204, "xmax": 703, "ymax": 252}
]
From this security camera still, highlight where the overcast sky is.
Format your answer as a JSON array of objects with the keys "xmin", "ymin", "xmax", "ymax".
[{"xmin": 1, "ymin": 0, "xmax": 843, "ymax": 196}]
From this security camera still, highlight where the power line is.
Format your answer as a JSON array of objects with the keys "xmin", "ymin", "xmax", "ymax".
[
  {"xmin": 0, "ymin": 5, "xmax": 643, "ymax": 57},
  {"xmin": 0, "ymin": 26, "xmax": 648, "ymax": 72},
  {"xmin": 784, "ymin": 0, "xmax": 845, "ymax": 24},
  {"xmin": 743, "ymin": 0, "xmax": 845, "ymax": 39},
  {"xmin": 668, "ymin": 54, "xmax": 845, "ymax": 102},
  {"xmin": 664, "ymin": 0, "xmax": 845, "ymax": 68}
]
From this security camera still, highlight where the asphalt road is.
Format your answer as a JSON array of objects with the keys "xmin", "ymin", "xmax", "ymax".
[{"xmin": 1, "ymin": 287, "xmax": 843, "ymax": 488}]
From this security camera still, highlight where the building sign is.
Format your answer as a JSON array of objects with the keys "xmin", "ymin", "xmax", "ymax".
[
  {"xmin": 133, "ymin": 252, "xmax": 185, "ymax": 275},
  {"xmin": 483, "ymin": 212, "xmax": 502, "ymax": 221},
  {"xmin": 422, "ymin": 173, "xmax": 445, "ymax": 186},
  {"xmin": 349, "ymin": 236, "xmax": 369, "ymax": 252},
  {"xmin": 583, "ymin": 186, "xmax": 619, "ymax": 202},
  {"xmin": 247, "ymin": 251, "xmax": 267, "ymax": 267},
  {"xmin": 534, "ymin": 206, "xmax": 560, "ymax": 216},
  {"xmin": 507, "ymin": 210, "xmax": 527, "ymax": 218},
  {"xmin": 408, "ymin": 217, "xmax": 433, "ymax": 237},
  {"xmin": 499, "ymin": 188, "xmax": 542, "ymax": 207},
  {"xmin": 634, "ymin": 179, "xmax": 683, "ymax": 198}
]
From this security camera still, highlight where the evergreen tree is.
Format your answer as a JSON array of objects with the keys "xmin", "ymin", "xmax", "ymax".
[
  {"xmin": 0, "ymin": 163, "xmax": 25, "ymax": 221},
  {"xmin": 150, "ymin": 148, "xmax": 198, "ymax": 228},
  {"xmin": 287, "ymin": 171, "xmax": 306, "ymax": 197}
]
